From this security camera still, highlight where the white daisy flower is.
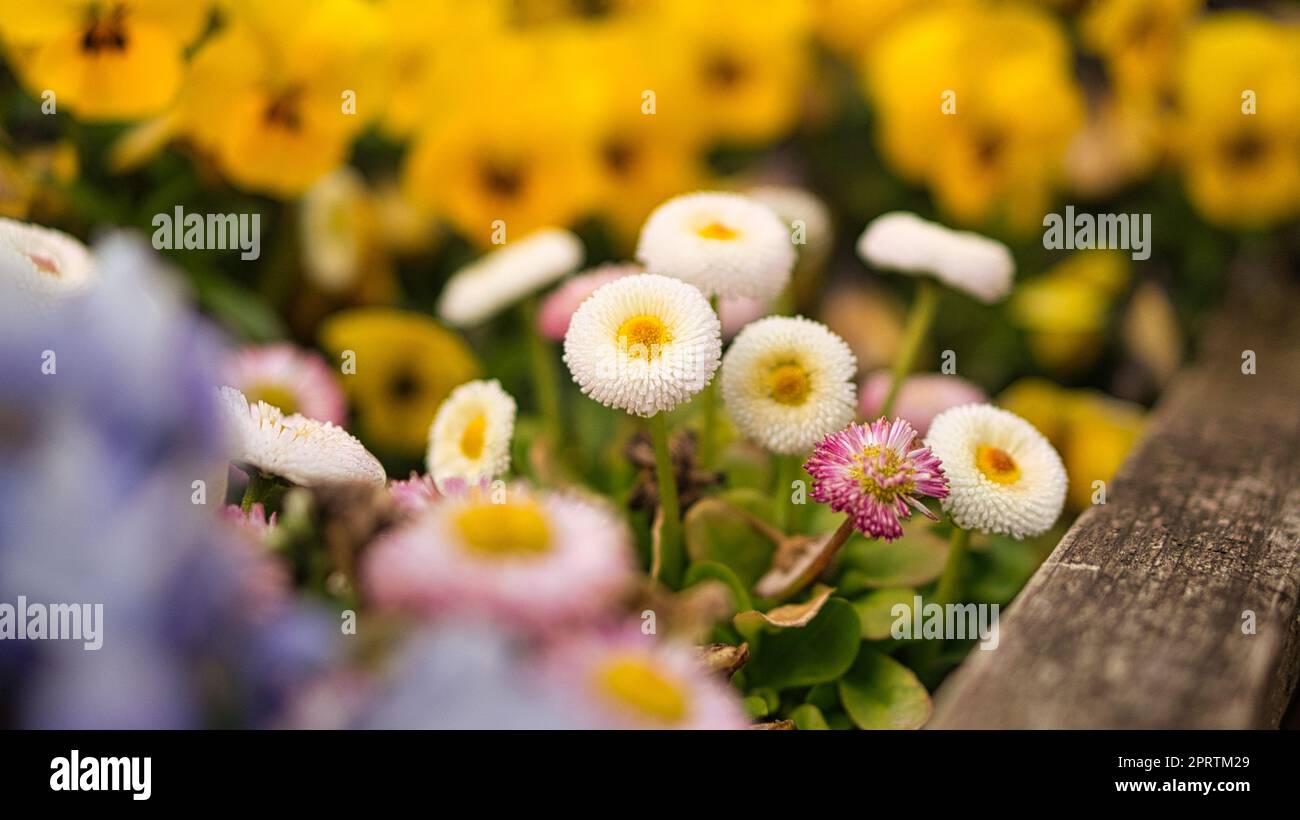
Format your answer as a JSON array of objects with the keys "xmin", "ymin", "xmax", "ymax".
[
  {"xmin": 925, "ymin": 404, "xmax": 1067, "ymax": 539},
  {"xmin": 0, "ymin": 217, "xmax": 95, "ymax": 308},
  {"xmin": 720, "ymin": 316, "xmax": 857, "ymax": 455},
  {"xmin": 636, "ymin": 191, "xmax": 795, "ymax": 302},
  {"xmin": 856, "ymin": 211, "xmax": 1015, "ymax": 304},
  {"xmin": 746, "ymin": 184, "xmax": 833, "ymax": 273},
  {"xmin": 218, "ymin": 386, "xmax": 386, "ymax": 487},
  {"xmin": 438, "ymin": 228, "xmax": 584, "ymax": 327},
  {"xmin": 563, "ymin": 273, "xmax": 721, "ymax": 418},
  {"xmin": 426, "ymin": 379, "xmax": 517, "ymax": 492}
]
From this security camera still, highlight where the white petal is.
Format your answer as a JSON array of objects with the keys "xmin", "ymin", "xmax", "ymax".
[
  {"xmin": 857, "ymin": 211, "xmax": 1014, "ymax": 304},
  {"xmin": 637, "ymin": 192, "xmax": 795, "ymax": 302},
  {"xmin": 219, "ymin": 386, "xmax": 385, "ymax": 487}
]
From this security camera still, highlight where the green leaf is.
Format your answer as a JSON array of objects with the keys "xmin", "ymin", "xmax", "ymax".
[
  {"xmin": 716, "ymin": 487, "xmax": 778, "ymax": 525},
  {"xmin": 743, "ymin": 696, "xmax": 770, "ymax": 719},
  {"xmin": 851, "ymin": 587, "xmax": 917, "ymax": 640},
  {"xmin": 836, "ymin": 525, "xmax": 948, "ymax": 591},
  {"xmin": 804, "ymin": 682, "xmax": 839, "ymax": 711},
  {"xmin": 743, "ymin": 598, "xmax": 861, "ymax": 690},
  {"xmin": 826, "ymin": 711, "xmax": 855, "ymax": 730},
  {"xmin": 684, "ymin": 561, "xmax": 752, "ymax": 614},
  {"xmin": 684, "ymin": 493, "xmax": 776, "ymax": 588},
  {"xmin": 967, "ymin": 535, "xmax": 1041, "ymax": 605},
  {"xmin": 789, "ymin": 704, "xmax": 829, "ymax": 730},
  {"xmin": 837, "ymin": 648, "xmax": 932, "ymax": 730}
]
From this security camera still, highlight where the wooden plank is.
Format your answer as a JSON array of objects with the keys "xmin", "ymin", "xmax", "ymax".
[{"xmin": 929, "ymin": 276, "xmax": 1300, "ymax": 728}]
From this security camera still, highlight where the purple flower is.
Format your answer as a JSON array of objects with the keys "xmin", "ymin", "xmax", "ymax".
[
  {"xmin": 803, "ymin": 417, "xmax": 949, "ymax": 541},
  {"xmin": 0, "ymin": 229, "xmax": 338, "ymax": 728}
]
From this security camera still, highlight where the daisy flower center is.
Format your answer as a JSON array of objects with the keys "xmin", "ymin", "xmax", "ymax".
[
  {"xmin": 459, "ymin": 414, "xmax": 487, "ymax": 459},
  {"xmin": 764, "ymin": 361, "xmax": 812, "ymax": 406},
  {"xmin": 245, "ymin": 383, "xmax": 299, "ymax": 415},
  {"xmin": 596, "ymin": 656, "xmax": 688, "ymax": 725},
  {"xmin": 696, "ymin": 221, "xmax": 738, "ymax": 241},
  {"xmin": 617, "ymin": 314, "xmax": 672, "ymax": 359},
  {"xmin": 849, "ymin": 444, "xmax": 915, "ymax": 502},
  {"xmin": 976, "ymin": 445, "xmax": 1021, "ymax": 485},
  {"xmin": 454, "ymin": 501, "xmax": 552, "ymax": 559}
]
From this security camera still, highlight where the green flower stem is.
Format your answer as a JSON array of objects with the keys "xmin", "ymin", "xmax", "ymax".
[
  {"xmin": 523, "ymin": 300, "xmax": 562, "ymax": 446},
  {"xmin": 773, "ymin": 453, "xmax": 797, "ymax": 533},
  {"xmin": 699, "ymin": 294, "xmax": 721, "ymax": 467},
  {"xmin": 240, "ymin": 471, "xmax": 276, "ymax": 513},
  {"xmin": 879, "ymin": 278, "xmax": 940, "ymax": 419},
  {"xmin": 650, "ymin": 412, "xmax": 684, "ymax": 589},
  {"xmin": 933, "ymin": 525, "xmax": 971, "ymax": 606}
]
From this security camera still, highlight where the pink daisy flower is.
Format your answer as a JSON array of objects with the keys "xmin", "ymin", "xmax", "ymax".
[
  {"xmin": 221, "ymin": 342, "xmax": 346, "ymax": 425},
  {"xmin": 804, "ymin": 417, "xmax": 949, "ymax": 541},
  {"xmin": 858, "ymin": 371, "xmax": 987, "ymax": 436},
  {"xmin": 220, "ymin": 502, "xmax": 278, "ymax": 543},
  {"xmin": 537, "ymin": 263, "xmax": 640, "ymax": 342},
  {"xmin": 537, "ymin": 262, "xmax": 770, "ymax": 343},
  {"xmin": 362, "ymin": 483, "xmax": 635, "ymax": 630},
  {"xmin": 218, "ymin": 503, "xmax": 288, "ymax": 617},
  {"xmin": 388, "ymin": 472, "xmax": 441, "ymax": 517},
  {"xmin": 540, "ymin": 628, "xmax": 748, "ymax": 730}
]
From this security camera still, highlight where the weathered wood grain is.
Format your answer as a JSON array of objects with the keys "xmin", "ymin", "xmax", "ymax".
[{"xmin": 929, "ymin": 277, "xmax": 1300, "ymax": 728}]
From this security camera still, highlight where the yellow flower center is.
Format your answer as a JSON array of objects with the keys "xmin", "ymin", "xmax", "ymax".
[
  {"xmin": 976, "ymin": 445, "xmax": 1021, "ymax": 485},
  {"xmin": 696, "ymin": 221, "xmax": 738, "ymax": 240},
  {"xmin": 81, "ymin": 7, "xmax": 128, "ymax": 54},
  {"xmin": 454, "ymin": 500, "xmax": 551, "ymax": 559},
  {"xmin": 263, "ymin": 88, "xmax": 304, "ymax": 133},
  {"xmin": 849, "ymin": 444, "xmax": 914, "ymax": 501},
  {"xmin": 765, "ymin": 361, "xmax": 812, "ymax": 406},
  {"xmin": 245, "ymin": 383, "xmax": 298, "ymax": 415},
  {"xmin": 459, "ymin": 414, "xmax": 487, "ymax": 460},
  {"xmin": 617, "ymin": 314, "xmax": 671, "ymax": 359},
  {"xmin": 479, "ymin": 160, "xmax": 525, "ymax": 199},
  {"xmin": 596, "ymin": 656, "xmax": 688, "ymax": 725}
]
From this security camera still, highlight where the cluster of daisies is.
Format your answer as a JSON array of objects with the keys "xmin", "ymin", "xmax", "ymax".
[
  {"xmin": 4, "ymin": 178, "xmax": 1075, "ymax": 728},
  {"xmin": 199, "ymin": 192, "xmax": 1066, "ymax": 728}
]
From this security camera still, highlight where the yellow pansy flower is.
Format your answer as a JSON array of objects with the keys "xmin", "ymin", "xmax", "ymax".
[
  {"xmin": 656, "ymin": 0, "xmax": 812, "ymax": 145},
  {"xmin": 319, "ymin": 309, "xmax": 480, "ymax": 456},
  {"xmin": 576, "ymin": 23, "xmax": 709, "ymax": 245},
  {"xmin": 506, "ymin": 0, "xmax": 646, "ymax": 28},
  {"xmin": 810, "ymin": 0, "xmax": 936, "ymax": 59},
  {"xmin": 373, "ymin": 0, "xmax": 507, "ymax": 139},
  {"xmin": 1010, "ymin": 251, "xmax": 1130, "ymax": 374},
  {"xmin": 174, "ymin": 0, "xmax": 384, "ymax": 197},
  {"xmin": 0, "ymin": 0, "xmax": 208, "ymax": 120},
  {"xmin": 1081, "ymin": 0, "xmax": 1203, "ymax": 101},
  {"xmin": 1174, "ymin": 13, "xmax": 1300, "ymax": 229},
  {"xmin": 402, "ymin": 34, "xmax": 601, "ymax": 246},
  {"xmin": 1060, "ymin": 394, "xmax": 1145, "ymax": 510},
  {"xmin": 866, "ymin": 2, "xmax": 1083, "ymax": 233}
]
